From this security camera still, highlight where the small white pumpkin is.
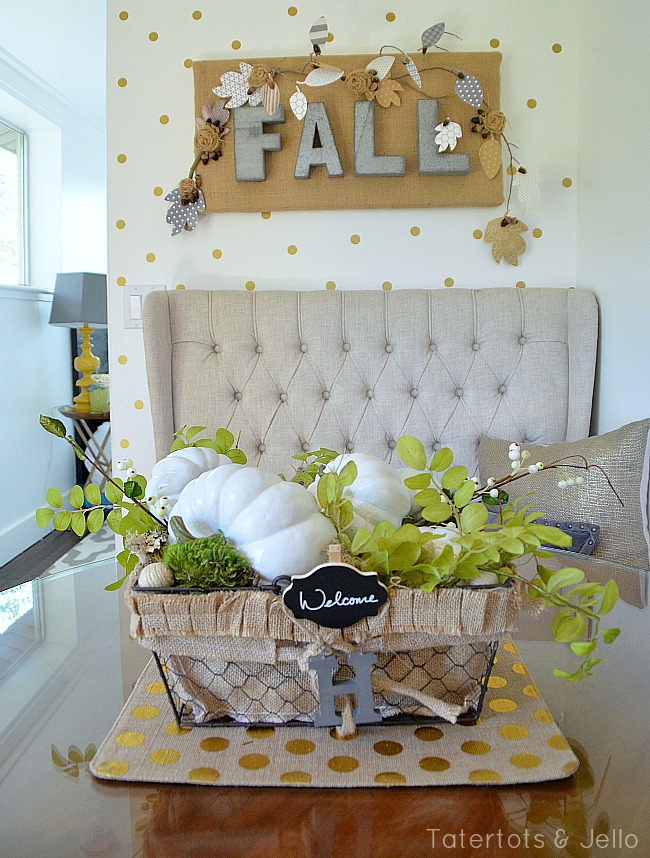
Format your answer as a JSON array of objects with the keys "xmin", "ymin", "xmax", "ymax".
[
  {"xmin": 419, "ymin": 524, "xmax": 462, "ymax": 559},
  {"xmin": 397, "ymin": 465, "xmax": 425, "ymax": 517},
  {"xmin": 138, "ymin": 561, "xmax": 175, "ymax": 588},
  {"xmin": 173, "ymin": 464, "xmax": 336, "ymax": 584},
  {"xmin": 313, "ymin": 453, "xmax": 411, "ymax": 537},
  {"xmin": 147, "ymin": 447, "xmax": 234, "ymax": 517}
]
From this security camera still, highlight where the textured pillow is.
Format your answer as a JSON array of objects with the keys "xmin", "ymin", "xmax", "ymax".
[{"xmin": 477, "ymin": 420, "xmax": 650, "ymax": 569}]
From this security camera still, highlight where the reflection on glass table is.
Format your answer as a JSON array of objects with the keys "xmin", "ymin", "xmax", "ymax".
[{"xmin": 0, "ymin": 554, "xmax": 648, "ymax": 858}]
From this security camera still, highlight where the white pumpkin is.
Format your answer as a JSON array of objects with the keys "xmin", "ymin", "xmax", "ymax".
[
  {"xmin": 313, "ymin": 453, "xmax": 411, "ymax": 536},
  {"xmin": 419, "ymin": 524, "xmax": 462, "ymax": 558},
  {"xmin": 147, "ymin": 447, "xmax": 233, "ymax": 517},
  {"xmin": 397, "ymin": 465, "xmax": 425, "ymax": 517},
  {"xmin": 173, "ymin": 464, "xmax": 336, "ymax": 584}
]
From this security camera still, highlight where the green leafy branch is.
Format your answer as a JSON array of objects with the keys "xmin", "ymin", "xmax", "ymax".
[
  {"xmin": 312, "ymin": 459, "xmax": 358, "ymax": 546},
  {"xmin": 170, "ymin": 425, "xmax": 247, "ymax": 464},
  {"xmin": 286, "ymin": 447, "xmax": 339, "ymax": 485}
]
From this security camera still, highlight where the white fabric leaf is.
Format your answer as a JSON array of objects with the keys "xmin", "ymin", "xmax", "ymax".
[{"xmin": 365, "ymin": 56, "xmax": 395, "ymax": 81}]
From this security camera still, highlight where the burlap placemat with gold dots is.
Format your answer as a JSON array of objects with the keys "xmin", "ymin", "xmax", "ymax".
[{"xmin": 91, "ymin": 641, "xmax": 577, "ymax": 788}]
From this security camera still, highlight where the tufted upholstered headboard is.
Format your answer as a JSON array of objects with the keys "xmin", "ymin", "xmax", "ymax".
[{"xmin": 142, "ymin": 287, "xmax": 598, "ymax": 477}]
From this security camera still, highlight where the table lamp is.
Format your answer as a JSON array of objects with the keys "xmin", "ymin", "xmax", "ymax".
[{"xmin": 49, "ymin": 272, "xmax": 108, "ymax": 413}]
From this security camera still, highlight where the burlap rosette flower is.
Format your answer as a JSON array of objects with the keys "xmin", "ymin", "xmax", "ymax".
[
  {"xmin": 471, "ymin": 109, "xmax": 507, "ymax": 139},
  {"xmin": 345, "ymin": 68, "xmax": 374, "ymax": 96},
  {"xmin": 247, "ymin": 64, "xmax": 274, "ymax": 91},
  {"xmin": 178, "ymin": 178, "xmax": 199, "ymax": 205},
  {"xmin": 194, "ymin": 124, "xmax": 224, "ymax": 164}
]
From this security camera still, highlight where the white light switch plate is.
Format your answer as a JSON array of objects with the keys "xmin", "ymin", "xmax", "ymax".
[{"xmin": 123, "ymin": 284, "xmax": 166, "ymax": 328}]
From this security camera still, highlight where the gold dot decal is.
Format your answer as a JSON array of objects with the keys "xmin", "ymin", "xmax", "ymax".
[
  {"xmin": 146, "ymin": 252, "xmax": 156, "ymax": 262},
  {"xmin": 490, "ymin": 38, "xmax": 500, "ymax": 48},
  {"xmin": 159, "ymin": 115, "xmax": 169, "ymax": 125},
  {"xmin": 96, "ymin": 760, "xmax": 129, "ymax": 777},
  {"xmin": 116, "ymin": 732, "xmax": 145, "ymax": 747},
  {"xmin": 444, "ymin": 277, "xmax": 454, "ymax": 288},
  {"xmin": 246, "ymin": 726, "xmax": 275, "ymax": 739},
  {"xmin": 188, "ymin": 767, "xmax": 219, "ymax": 782},
  {"xmin": 280, "ymin": 771, "xmax": 312, "ymax": 784},
  {"xmin": 382, "ymin": 281, "xmax": 392, "ymax": 291},
  {"xmin": 532, "ymin": 228, "xmax": 543, "ymax": 238},
  {"xmin": 175, "ymin": 284, "xmax": 185, "ymax": 290},
  {"xmin": 150, "ymin": 749, "xmax": 180, "ymax": 766},
  {"xmin": 287, "ymin": 5, "xmax": 298, "ymax": 15},
  {"xmin": 373, "ymin": 741, "xmax": 402, "ymax": 756},
  {"xmin": 535, "ymin": 709, "xmax": 553, "ymax": 723},
  {"xmin": 350, "ymin": 234, "xmax": 361, "ymax": 244},
  {"xmin": 473, "ymin": 229, "xmax": 483, "ymax": 239},
  {"xmin": 419, "ymin": 757, "xmax": 450, "ymax": 772},
  {"xmin": 487, "ymin": 675, "xmax": 507, "ymax": 689},
  {"xmin": 120, "ymin": 439, "xmax": 129, "ymax": 449},
  {"xmin": 118, "ymin": 355, "xmax": 128, "ymax": 365},
  {"xmin": 527, "ymin": 99, "xmax": 537, "ymax": 109},
  {"xmin": 511, "ymin": 753, "xmax": 542, "ymax": 769},
  {"xmin": 119, "ymin": 11, "xmax": 128, "ymax": 20},
  {"xmin": 523, "ymin": 684, "xmax": 541, "ymax": 699},
  {"xmin": 192, "ymin": 10, "xmax": 202, "ymax": 20},
  {"xmin": 504, "ymin": 642, "xmax": 519, "ymax": 655},
  {"xmin": 469, "ymin": 769, "xmax": 502, "ymax": 784},
  {"xmin": 134, "ymin": 400, "xmax": 144, "ymax": 410},
  {"xmin": 375, "ymin": 772, "xmax": 406, "ymax": 785},
  {"xmin": 153, "ymin": 186, "xmax": 163, "ymax": 196},
  {"xmin": 117, "ymin": 153, "xmax": 127, "ymax": 163},
  {"xmin": 512, "ymin": 662, "xmax": 528, "ymax": 675},
  {"xmin": 548, "ymin": 735, "xmax": 570, "ymax": 750},
  {"xmin": 115, "ymin": 219, "xmax": 125, "ymax": 229},
  {"xmin": 327, "ymin": 32, "xmax": 334, "ymax": 42},
  {"xmin": 261, "ymin": 211, "xmax": 271, "ymax": 219},
  {"xmin": 212, "ymin": 248, "xmax": 222, "ymax": 259},
  {"xmin": 461, "ymin": 741, "xmax": 491, "ymax": 756},
  {"xmin": 164, "ymin": 722, "xmax": 191, "ymax": 736},
  {"xmin": 232, "ymin": 40, "xmax": 241, "ymax": 50},
  {"xmin": 239, "ymin": 754, "xmax": 270, "ymax": 770},
  {"xmin": 386, "ymin": 12, "xmax": 396, "ymax": 22},
  {"xmin": 325, "ymin": 281, "xmax": 336, "ymax": 290},
  {"xmin": 500, "ymin": 725, "xmax": 529, "ymax": 740},
  {"xmin": 116, "ymin": 277, "xmax": 126, "ymax": 287},
  {"xmin": 286, "ymin": 739, "xmax": 315, "ymax": 755},
  {"xmin": 507, "ymin": 165, "xmax": 517, "ymax": 176},
  {"xmin": 328, "ymin": 756, "xmax": 359, "ymax": 772},
  {"xmin": 118, "ymin": 78, "xmax": 127, "ymax": 87},
  {"xmin": 414, "ymin": 726, "xmax": 443, "ymax": 742},
  {"xmin": 562, "ymin": 177, "xmax": 573, "ymax": 188},
  {"xmin": 146, "ymin": 681, "xmax": 166, "ymax": 695},
  {"xmin": 516, "ymin": 281, "xmax": 526, "ymax": 289},
  {"xmin": 410, "ymin": 226, "xmax": 420, "ymax": 236},
  {"xmin": 287, "ymin": 244, "xmax": 297, "ymax": 255},
  {"xmin": 552, "ymin": 43, "xmax": 563, "ymax": 53},
  {"xmin": 489, "ymin": 698, "xmax": 518, "ymax": 713},
  {"xmin": 149, "ymin": 32, "xmax": 158, "ymax": 41},
  {"xmin": 200, "ymin": 737, "xmax": 229, "ymax": 752},
  {"xmin": 245, "ymin": 281, "xmax": 256, "ymax": 291}
]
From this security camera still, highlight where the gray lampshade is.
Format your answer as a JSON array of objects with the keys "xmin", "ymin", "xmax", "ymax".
[{"xmin": 49, "ymin": 272, "xmax": 108, "ymax": 328}]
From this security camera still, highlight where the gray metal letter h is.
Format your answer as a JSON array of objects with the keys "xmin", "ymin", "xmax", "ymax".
[{"xmin": 308, "ymin": 652, "xmax": 382, "ymax": 727}]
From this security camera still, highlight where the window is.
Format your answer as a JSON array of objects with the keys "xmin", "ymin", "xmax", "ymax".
[{"xmin": 0, "ymin": 118, "xmax": 27, "ymax": 285}]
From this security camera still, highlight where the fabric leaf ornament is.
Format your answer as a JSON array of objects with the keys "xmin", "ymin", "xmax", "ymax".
[
  {"xmin": 370, "ymin": 77, "xmax": 403, "ymax": 108},
  {"xmin": 404, "ymin": 55, "xmax": 422, "ymax": 88},
  {"xmin": 300, "ymin": 65, "xmax": 345, "ymax": 87},
  {"xmin": 484, "ymin": 216, "xmax": 528, "ymax": 266},
  {"xmin": 260, "ymin": 81, "xmax": 280, "ymax": 115},
  {"xmin": 421, "ymin": 22, "xmax": 446, "ymax": 51},
  {"xmin": 289, "ymin": 86, "xmax": 308, "ymax": 120},
  {"xmin": 165, "ymin": 186, "xmax": 206, "ymax": 236},
  {"xmin": 309, "ymin": 16, "xmax": 328, "ymax": 53},
  {"xmin": 478, "ymin": 136, "xmax": 502, "ymax": 179},
  {"xmin": 365, "ymin": 56, "xmax": 395, "ymax": 81},
  {"xmin": 434, "ymin": 120, "xmax": 462, "ymax": 152},
  {"xmin": 514, "ymin": 166, "xmax": 543, "ymax": 213},
  {"xmin": 455, "ymin": 73, "xmax": 483, "ymax": 108},
  {"xmin": 213, "ymin": 63, "xmax": 263, "ymax": 109}
]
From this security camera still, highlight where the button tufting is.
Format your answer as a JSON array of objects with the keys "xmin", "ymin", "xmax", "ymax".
[
  {"xmin": 387, "ymin": 439, "xmax": 396, "ymax": 449},
  {"xmin": 255, "ymin": 344, "xmax": 263, "ymax": 354},
  {"xmin": 279, "ymin": 392, "xmax": 288, "ymax": 402},
  {"xmin": 322, "ymin": 390, "xmax": 330, "ymax": 400},
  {"xmin": 498, "ymin": 384, "xmax": 507, "ymax": 394},
  {"xmin": 410, "ymin": 388, "xmax": 419, "ymax": 398},
  {"xmin": 301, "ymin": 442, "xmax": 310, "ymax": 452},
  {"xmin": 342, "ymin": 342, "xmax": 351, "ymax": 352},
  {"xmin": 519, "ymin": 336, "xmax": 527, "ymax": 345},
  {"xmin": 455, "ymin": 388, "xmax": 463, "ymax": 397},
  {"xmin": 366, "ymin": 389, "xmax": 375, "ymax": 399},
  {"xmin": 385, "ymin": 343, "xmax": 393, "ymax": 354},
  {"xmin": 345, "ymin": 441, "xmax": 354, "ymax": 452},
  {"xmin": 213, "ymin": 345, "xmax": 221, "ymax": 353},
  {"xmin": 472, "ymin": 342, "xmax": 480, "ymax": 351},
  {"xmin": 429, "ymin": 342, "xmax": 436, "ymax": 352},
  {"xmin": 234, "ymin": 391, "xmax": 242, "ymax": 401},
  {"xmin": 432, "ymin": 442, "xmax": 441, "ymax": 451},
  {"xmin": 300, "ymin": 343, "xmax": 308, "ymax": 353},
  {"xmin": 258, "ymin": 443, "xmax": 266, "ymax": 453}
]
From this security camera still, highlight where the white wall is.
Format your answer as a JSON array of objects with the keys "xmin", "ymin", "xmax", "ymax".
[
  {"xmin": 577, "ymin": 4, "xmax": 650, "ymax": 434},
  {"xmin": 107, "ymin": 0, "xmax": 583, "ymax": 477}
]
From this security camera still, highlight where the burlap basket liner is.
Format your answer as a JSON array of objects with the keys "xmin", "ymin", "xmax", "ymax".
[{"xmin": 127, "ymin": 575, "xmax": 519, "ymax": 724}]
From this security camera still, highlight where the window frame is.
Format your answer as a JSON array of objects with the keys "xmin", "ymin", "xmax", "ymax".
[{"xmin": 0, "ymin": 115, "xmax": 29, "ymax": 287}]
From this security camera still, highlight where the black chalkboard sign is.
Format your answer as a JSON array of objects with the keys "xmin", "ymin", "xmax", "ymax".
[{"xmin": 282, "ymin": 563, "xmax": 388, "ymax": 629}]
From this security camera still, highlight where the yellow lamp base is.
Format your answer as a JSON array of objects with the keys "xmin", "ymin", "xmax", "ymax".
[{"xmin": 73, "ymin": 323, "xmax": 101, "ymax": 413}]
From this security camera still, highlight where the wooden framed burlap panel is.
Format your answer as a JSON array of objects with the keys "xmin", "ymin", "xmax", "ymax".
[{"xmin": 192, "ymin": 52, "xmax": 503, "ymax": 212}]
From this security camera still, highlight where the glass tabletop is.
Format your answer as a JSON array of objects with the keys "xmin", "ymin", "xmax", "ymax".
[{"xmin": 0, "ymin": 554, "xmax": 648, "ymax": 858}]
